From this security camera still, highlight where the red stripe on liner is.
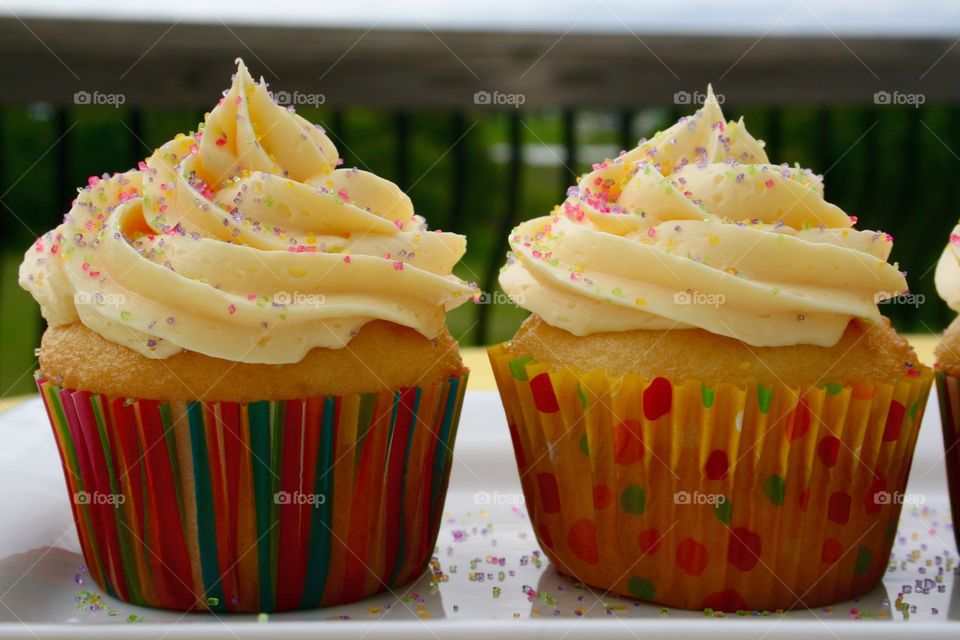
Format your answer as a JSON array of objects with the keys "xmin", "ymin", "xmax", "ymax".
[
  {"xmin": 383, "ymin": 388, "xmax": 417, "ymax": 583},
  {"xmin": 275, "ymin": 399, "xmax": 307, "ymax": 611},
  {"xmin": 138, "ymin": 399, "xmax": 197, "ymax": 609}
]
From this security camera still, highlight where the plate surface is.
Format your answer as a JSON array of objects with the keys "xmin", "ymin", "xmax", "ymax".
[{"xmin": 0, "ymin": 390, "xmax": 957, "ymax": 639}]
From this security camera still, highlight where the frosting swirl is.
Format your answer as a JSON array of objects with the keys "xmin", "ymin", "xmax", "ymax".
[
  {"xmin": 500, "ymin": 87, "xmax": 907, "ymax": 347},
  {"xmin": 20, "ymin": 60, "xmax": 474, "ymax": 364},
  {"xmin": 936, "ymin": 226, "xmax": 960, "ymax": 312}
]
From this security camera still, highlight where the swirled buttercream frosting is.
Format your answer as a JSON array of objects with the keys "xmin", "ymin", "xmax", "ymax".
[
  {"xmin": 20, "ymin": 60, "xmax": 475, "ymax": 364},
  {"xmin": 500, "ymin": 87, "xmax": 907, "ymax": 347}
]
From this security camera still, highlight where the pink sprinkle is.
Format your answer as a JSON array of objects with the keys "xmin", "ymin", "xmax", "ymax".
[
  {"xmin": 51, "ymin": 244, "xmax": 59, "ymax": 254},
  {"xmin": 228, "ymin": 304, "xmax": 237, "ymax": 315},
  {"xmin": 247, "ymin": 293, "xmax": 257, "ymax": 301},
  {"xmin": 343, "ymin": 255, "xmax": 352, "ymax": 264},
  {"xmin": 34, "ymin": 241, "xmax": 44, "ymax": 252},
  {"xmin": 393, "ymin": 261, "xmax": 404, "ymax": 271},
  {"xmin": 337, "ymin": 189, "xmax": 350, "ymax": 203},
  {"xmin": 87, "ymin": 176, "xmax": 99, "ymax": 188},
  {"xmin": 764, "ymin": 179, "xmax": 775, "ymax": 188},
  {"xmin": 81, "ymin": 262, "xmax": 90, "ymax": 271},
  {"xmin": 234, "ymin": 96, "xmax": 242, "ymax": 105},
  {"xmin": 394, "ymin": 219, "xmax": 404, "ymax": 230},
  {"xmin": 849, "ymin": 216, "xmax": 858, "ymax": 224},
  {"xmin": 951, "ymin": 233, "xmax": 960, "ymax": 246},
  {"xmin": 215, "ymin": 136, "xmax": 227, "ymax": 147},
  {"xmin": 570, "ymin": 272, "xmax": 581, "ymax": 281},
  {"xmin": 189, "ymin": 144, "xmax": 199, "ymax": 155},
  {"xmin": 138, "ymin": 161, "xmax": 149, "ymax": 171},
  {"xmin": 89, "ymin": 271, "xmax": 100, "ymax": 278},
  {"xmin": 647, "ymin": 228, "xmax": 657, "ymax": 238}
]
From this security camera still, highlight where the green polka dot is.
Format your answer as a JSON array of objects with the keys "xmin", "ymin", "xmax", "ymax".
[
  {"xmin": 576, "ymin": 384, "xmax": 587, "ymax": 410},
  {"xmin": 757, "ymin": 384, "xmax": 773, "ymax": 414},
  {"xmin": 909, "ymin": 401, "xmax": 919, "ymax": 420},
  {"xmin": 763, "ymin": 475, "xmax": 785, "ymax": 506},
  {"xmin": 823, "ymin": 383, "xmax": 843, "ymax": 396},
  {"xmin": 701, "ymin": 383, "xmax": 715, "ymax": 409},
  {"xmin": 508, "ymin": 356, "xmax": 534, "ymax": 381},
  {"xmin": 886, "ymin": 517, "xmax": 898, "ymax": 540},
  {"xmin": 714, "ymin": 498, "xmax": 732, "ymax": 525},
  {"xmin": 620, "ymin": 485, "xmax": 646, "ymax": 515},
  {"xmin": 854, "ymin": 545, "xmax": 872, "ymax": 576},
  {"xmin": 579, "ymin": 433, "xmax": 590, "ymax": 457},
  {"xmin": 626, "ymin": 576, "xmax": 655, "ymax": 600}
]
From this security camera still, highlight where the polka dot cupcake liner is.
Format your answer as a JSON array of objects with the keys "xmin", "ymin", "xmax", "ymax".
[
  {"xmin": 35, "ymin": 369, "xmax": 468, "ymax": 612},
  {"xmin": 488, "ymin": 344, "xmax": 932, "ymax": 612},
  {"xmin": 936, "ymin": 371, "xmax": 960, "ymax": 554}
]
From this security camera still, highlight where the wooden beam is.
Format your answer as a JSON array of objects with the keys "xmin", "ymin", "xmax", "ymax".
[{"xmin": 0, "ymin": 17, "xmax": 958, "ymax": 107}]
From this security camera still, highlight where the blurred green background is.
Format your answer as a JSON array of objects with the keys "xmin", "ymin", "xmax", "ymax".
[{"xmin": 2, "ymin": 103, "xmax": 956, "ymax": 396}]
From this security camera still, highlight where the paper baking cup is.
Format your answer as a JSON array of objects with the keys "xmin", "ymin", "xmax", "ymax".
[
  {"xmin": 936, "ymin": 371, "xmax": 960, "ymax": 554},
  {"xmin": 36, "ymin": 369, "xmax": 468, "ymax": 613},
  {"xmin": 489, "ymin": 344, "xmax": 931, "ymax": 612}
]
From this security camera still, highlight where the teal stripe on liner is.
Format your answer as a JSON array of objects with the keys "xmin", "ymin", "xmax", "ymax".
[
  {"xmin": 186, "ymin": 402, "xmax": 226, "ymax": 612},
  {"xmin": 388, "ymin": 388, "xmax": 421, "ymax": 587},
  {"xmin": 248, "ymin": 401, "xmax": 275, "ymax": 613},
  {"xmin": 269, "ymin": 401, "xmax": 285, "ymax": 595},
  {"xmin": 429, "ymin": 377, "xmax": 461, "ymax": 524},
  {"xmin": 300, "ymin": 398, "xmax": 336, "ymax": 608}
]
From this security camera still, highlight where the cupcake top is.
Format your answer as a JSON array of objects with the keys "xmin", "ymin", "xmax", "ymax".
[
  {"xmin": 936, "ymin": 226, "xmax": 960, "ymax": 313},
  {"xmin": 500, "ymin": 87, "xmax": 907, "ymax": 347},
  {"xmin": 20, "ymin": 60, "xmax": 475, "ymax": 365}
]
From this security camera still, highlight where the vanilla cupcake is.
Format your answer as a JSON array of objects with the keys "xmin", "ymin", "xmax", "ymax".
[
  {"xmin": 20, "ymin": 60, "xmax": 473, "ymax": 612},
  {"xmin": 489, "ymin": 87, "xmax": 930, "ymax": 612}
]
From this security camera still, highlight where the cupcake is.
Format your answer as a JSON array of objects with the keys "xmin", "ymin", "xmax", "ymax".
[
  {"xmin": 935, "ymin": 226, "xmax": 960, "ymax": 553},
  {"xmin": 20, "ymin": 60, "xmax": 474, "ymax": 612},
  {"xmin": 489, "ymin": 87, "xmax": 931, "ymax": 612}
]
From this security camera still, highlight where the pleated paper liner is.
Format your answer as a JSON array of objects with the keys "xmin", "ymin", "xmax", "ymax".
[
  {"xmin": 36, "ymin": 368, "xmax": 468, "ymax": 613},
  {"xmin": 936, "ymin": 371, "xmax": 960, "ymax": 555},
  {"xmin": 489, "ymin": 344, "xmax": 932, "ymax": 612}
]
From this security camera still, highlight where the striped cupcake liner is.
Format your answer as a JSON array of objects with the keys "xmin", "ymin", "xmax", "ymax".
[
  {"xmin": 489, "ymin": 344, "xmax": 932, "ymax": 612},
  {"xmin": 36, "ymin": 369, "xmax": 468, "ymax": 613}
]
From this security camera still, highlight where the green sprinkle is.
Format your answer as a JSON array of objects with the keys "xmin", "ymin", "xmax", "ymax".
[{"xmin": 120, "ymin": 310, "xmax": 132, "ymax": 322}]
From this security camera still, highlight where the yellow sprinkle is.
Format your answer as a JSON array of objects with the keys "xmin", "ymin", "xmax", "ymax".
[
  {"xmin": 708, "ymin": 234, "xmax": 720, "ymax": 245},
  {"xmin": 635, "ymin": 297, "xmax": 646, "ymax": 306}
]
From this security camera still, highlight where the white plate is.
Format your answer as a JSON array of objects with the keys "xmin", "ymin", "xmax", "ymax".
[{"xmin": 0, "ymin": 390, "xmax": 957, "ymax": 639}]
